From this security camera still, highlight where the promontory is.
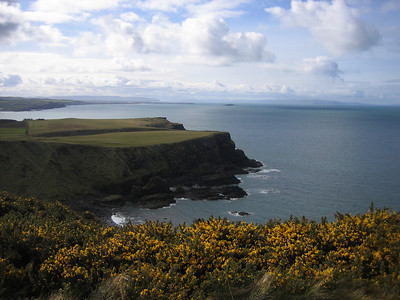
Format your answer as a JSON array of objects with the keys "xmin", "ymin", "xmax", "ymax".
[{"xmin": 0, "ymin": 118, "xmax": 261, "ymax": 219}]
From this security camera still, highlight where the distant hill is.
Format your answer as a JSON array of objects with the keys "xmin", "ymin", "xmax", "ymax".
[
  {"xmin": 0, "ymin": 97, "xmax": 82, "ymax": 111},
  {"xmin": 51, "ymin": 95, "xmax": 160, "ymax": 103}
]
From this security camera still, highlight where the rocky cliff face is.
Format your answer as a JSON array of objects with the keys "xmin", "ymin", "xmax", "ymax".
[{"xmin": 0, "ymin": 132, "xmax": 261, "ymax": 212}]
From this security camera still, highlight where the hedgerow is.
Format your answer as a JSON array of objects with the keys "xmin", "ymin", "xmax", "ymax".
[{"xmin": 0, "ymin": 191, "xmax": 399, "ymax": 299}]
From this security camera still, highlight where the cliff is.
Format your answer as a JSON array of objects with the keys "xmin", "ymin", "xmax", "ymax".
[{"xmin": 0, "ymin": 118, "xmax": 261, "ymax": 214}]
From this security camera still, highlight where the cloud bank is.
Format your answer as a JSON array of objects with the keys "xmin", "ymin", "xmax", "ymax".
[
  {"xmin": 266, "ymin": 0, "xmax": 381, "ymax": 56},
  {"xmin": 78, "ymin": 14, "xmax": 275, "ymax": 64},
  {"xmin": 0, "ymin": 0, "xmax": 398, "ymax": 104},
  {"xmin": 300, "ymin": 56, "xmax": 343, "ymax": 80}
]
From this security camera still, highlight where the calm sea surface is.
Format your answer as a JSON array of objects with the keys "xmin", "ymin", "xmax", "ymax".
[{"xmin": 2, "ymin": 103, "xmax": 400, "ymax": 224}]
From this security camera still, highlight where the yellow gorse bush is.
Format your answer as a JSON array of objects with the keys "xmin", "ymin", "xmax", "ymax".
[{"xmin": 0, "ymin": 191, "xmax": 399, "ymax": 299}]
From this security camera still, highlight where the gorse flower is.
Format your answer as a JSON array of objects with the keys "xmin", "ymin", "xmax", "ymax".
[{"xmin": 0, "ymin": 191, "xmax": 399, "ymax": 299}]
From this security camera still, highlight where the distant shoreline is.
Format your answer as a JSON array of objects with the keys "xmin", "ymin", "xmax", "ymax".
[
  {"xmin": 0, "ymin": 97, "xmax": 83, "ymax": 112},
  {"xmin": 0, "ymin": 96, "xmax": 197, "ymax": 112}
]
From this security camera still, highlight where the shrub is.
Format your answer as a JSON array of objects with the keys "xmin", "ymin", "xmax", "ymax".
[{"xmin": 0, "ymin": 191, "xmax": 399, "ymax": 299}]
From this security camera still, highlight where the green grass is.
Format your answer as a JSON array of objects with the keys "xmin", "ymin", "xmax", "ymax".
[
  {"xmin": 0, "ymin": 128, "xmax": 26, "ymax": 135},
  {"xmin": 0, "ymin": 118, "xmax": 217, "ymax": 147},
  {"xmin": 38, "ymin": 130, "xmax": 216, "ymax": 147},
  {"xmin": 27, "ymin": 118, "xmax": 176, "ymax": 136}
]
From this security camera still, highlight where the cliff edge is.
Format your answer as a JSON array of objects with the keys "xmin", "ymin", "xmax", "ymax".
[{"xmin": 0, "ymin": 118, "xmax": 261, "ymax": 216}]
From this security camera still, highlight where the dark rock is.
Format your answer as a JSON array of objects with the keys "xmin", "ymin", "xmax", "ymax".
[
  {"xmin": 132, "ymin": 176, "xmax": 175, "ymax": 208},
  {"xmin": 100, "ymin": 194, "xmax": 125, "ymax": 206},
  {"xmin": 138, "ymin": 193, "xmax": 175, "ymax": 209},
  {"xmin": 143, "ymin": 176, "xmax": 171, "ymax": 195},
  {"xmin": 247, "ymin": 168, "xmax": 262, "ymax": 173},
  {"xmin": 171, "ymin": 123, "xmax": 185, "ymax": 130},
  {"xmin": 230, "ymin": 211, "xmax": 251, "ymax": 216},
  {"xmin": 196, "ymin": 174, "xmax": 240, "ymax": 186},
  {"xmin": 0, "ymin": 123, "xmax": 263, "ymax": 219},
  {"xmin": 238, "ymin": 211, "xmax": 250, "ymax": 216}
]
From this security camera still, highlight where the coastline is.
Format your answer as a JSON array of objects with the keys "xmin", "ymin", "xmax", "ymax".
[{"xmin": 0, "ymin": 117, "xmax": 262, "ymax": 226}]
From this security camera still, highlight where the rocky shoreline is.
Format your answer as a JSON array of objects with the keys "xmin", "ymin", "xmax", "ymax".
[
  {"xmin": 63, "ymin": 162, "xmax": 262, "ymax": 226},
  {"xmin": 1, "ymin": 119, "xmax": 262, "ymax": 225},
  {"xmin": 63, "ymin": 132, "xmax": 262, "ymax": 224}
]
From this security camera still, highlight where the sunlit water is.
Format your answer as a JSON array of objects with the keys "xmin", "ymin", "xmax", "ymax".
[{"xmin": 2, "ymin": 103, "xmax": 400, "ymax": 225}]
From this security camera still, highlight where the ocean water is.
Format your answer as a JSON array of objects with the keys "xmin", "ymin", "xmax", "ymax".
[{"xmin": 2, "ymin": 103, "xmax": 400, "ymax": 225}]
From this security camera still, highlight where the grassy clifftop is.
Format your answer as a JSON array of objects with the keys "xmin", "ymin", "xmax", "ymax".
[
  {"xmin": 1, "ymin": 117, "xmax": 207, "ymax": 146},
  {"xmin": 0, "ymin": 118, "xmax": 260, "ymax": 210}
]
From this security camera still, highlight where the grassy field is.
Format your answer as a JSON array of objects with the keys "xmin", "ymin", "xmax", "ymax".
[
  {"xmin": 27, "ymin": 118, "xmax": 179, "ymax": 136},
  {"xmin": 0, "ymin": 118, "xmax": 217, "ymax": 147},
  {"xmin": 39, "ymin": 130, "xmax": 215, "ymax": 147},
  {"xmin": 0, "ymin": 127, "xmax": 26, "ymax": 135}
]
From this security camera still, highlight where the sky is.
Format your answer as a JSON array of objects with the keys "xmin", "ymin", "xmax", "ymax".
[{"xmin": 0, "ymin": 0, "xmax": 399, "ymax": 104}]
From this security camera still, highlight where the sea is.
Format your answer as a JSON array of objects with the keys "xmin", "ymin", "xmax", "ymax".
[{"xmin": 2, "ymin": 103, "xmax": 400, "ymax": 225}]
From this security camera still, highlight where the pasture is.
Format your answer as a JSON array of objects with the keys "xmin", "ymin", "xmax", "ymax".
[
  {"xmin": 39, "ymin": 130, "xmax": 215, "ymax": 147},
  {"xmin": 0, "ymin": 118, "xmax": 216, "ymax": 147}
]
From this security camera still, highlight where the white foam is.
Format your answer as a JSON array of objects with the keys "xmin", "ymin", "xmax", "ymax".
[
  {"xmin": 259, "ymin": 188, "xmax": 280, "ymax": 194},
  {"xmin": 259, "ymin": 168, "xmax": 281, "ymax": 174},
  {"xmin": 161, "ymin": 203, "xmax": 176, "ymax": 209},
  {"xmin": 111, "ymin": 214, "xmax": 126, "ymax": 226},
  {"xmin": 248, "ymin": 168, "xmax": 281, "ymax": 179},
  {"xmin": 252, "ymin": 174, "xmax": 272, "ymax": 179},
  {"xmin": 176, "ymin": 197, "xmax": 190, "ymax": 201}
]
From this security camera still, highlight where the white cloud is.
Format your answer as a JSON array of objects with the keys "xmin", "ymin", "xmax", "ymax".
[
  {"xmin": 24, "ymin": 10, "xmax": 83, "ymax": 24},
  {"xmin": 142, "ymin": 15, "xmax": 181, "ymax": 54},
  {"xmin": 0, "ymin": 2, "xmax": 23, "ymax": 44},
  {"xmin": 130, "ymin": 0, "xmax": 248, "ymax": 18},
  {"xmin": 181, "ymin": 16, "xmax": 274, "ymax": 63},
  {"xmin": 2, "ymin": 0, "xmax": 18, "ymax": 4},
  {"xmin": 26, "ymin": 0, "xmax": 129, "ymax": 25},
  {"xmin": 130, "ymin": 0, "xmax": 202, "ymax": 13},
  {"xmin": 112, "ymin": 57, "xmax": 152, "ymax": 72},
  {"xmin": 120, "ymin": 11, "xmax": 143, "ymax": 23},
  {"xmin": 225, "ymin": 31, "xmax": 274, "ymax": 61},
  {"xmin": 300, "ymin": 56, "xmax": 343, "ymax": 80},
  {"xmin": 186, "ymin": 0, "xmax": 249, "ymax": 18},
  {"xmin": 84, "ymin": 14, "xmax": 274, "ymax": 63},
  {"xmin": 0, "ymin": 73, "xmax": 22, "ymax": 86},
  {"xmin": 31, "ymin": 24, "xmax": 65, "ymax": 44},
  {"xmin": 0, "ymin": 2, "xmax": 65, "ymax": 45},
  {"xmin": 30, "ymin": 0, "xmax": 126, "ymax": 14},
  {"xmin": 266, "ymin": 0, "xmax": 381, "ymax": 56},
  {"xmin": 182, "ymin": 17, "xmax": 231, "ymax": 56},
  {"xmin": 93, "ymin": 16, "xmax": 145, "ymax": 55},
  {"xmin": 72, "ymin": 31, "xmax": 103, "ymax": 56}
]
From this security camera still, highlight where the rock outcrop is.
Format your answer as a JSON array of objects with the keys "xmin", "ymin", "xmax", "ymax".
[{"xmin": 0, "ymin": 130, "xmax": 261, "ymax": 213}]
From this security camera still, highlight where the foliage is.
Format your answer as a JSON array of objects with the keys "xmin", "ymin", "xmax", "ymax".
[{"xmin": 0, "ymin": 192, "xmax": 399, "ymax": 299}]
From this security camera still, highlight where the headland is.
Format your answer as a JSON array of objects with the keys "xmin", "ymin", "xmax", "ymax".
[{"xmin": 0, "ymin": 117, "xmax": 261, "ymax": 223}]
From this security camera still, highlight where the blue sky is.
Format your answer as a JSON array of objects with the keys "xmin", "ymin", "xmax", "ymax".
[{"xmin": 0, "ymin": 0, "xmax": 399, "ymax": 104}]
